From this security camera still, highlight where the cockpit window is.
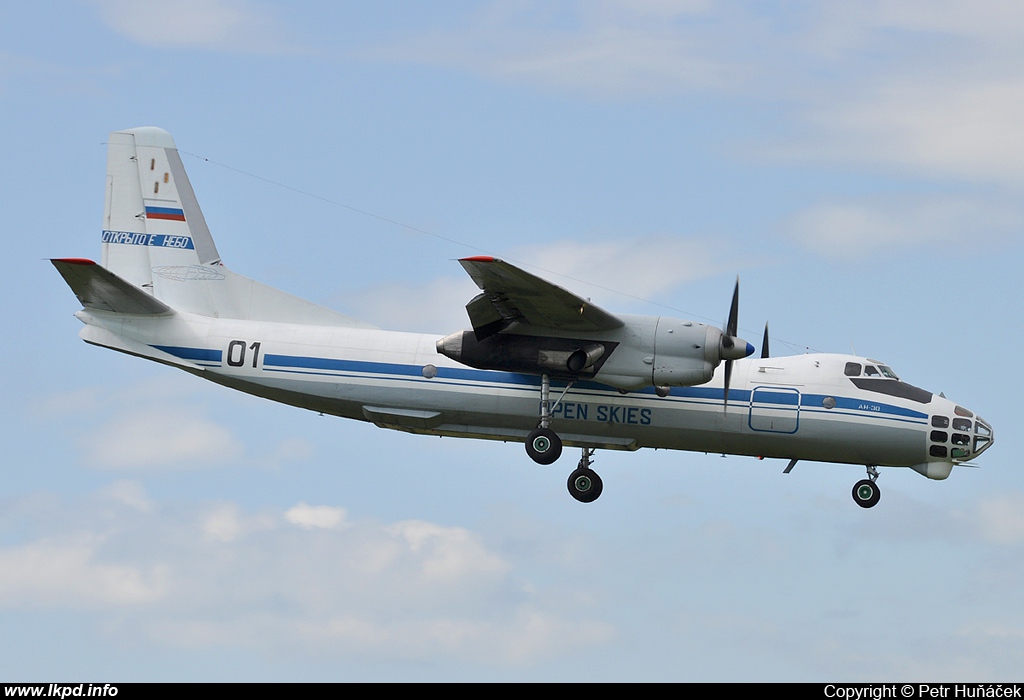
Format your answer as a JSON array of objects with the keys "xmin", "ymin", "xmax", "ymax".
[
  {"xmin": 864, "ymin": 365, "xmax": 880, "ymax": 377},
  {"xmin": 952, "ymin": 418, "xmax": 972, "ymax": 432},
  {"xmin": 878, "ymin": 365, "xmax": 899, "ymax": 379},
  {"xmin": 844, "ymin": 362, "xmax": 862, "ymax": 377}
]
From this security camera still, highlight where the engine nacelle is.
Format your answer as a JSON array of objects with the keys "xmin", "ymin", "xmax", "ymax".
[
  {"xmin": 650, "ymin": 318, "xmax": 719, "ymax": 387},
  {"xmin": 435, "ymin": 315, "xmax": 747, "ymax": 391},
  {"xmin": 436, "ymin": 331, "xmax": 616, "ymax": 379}
]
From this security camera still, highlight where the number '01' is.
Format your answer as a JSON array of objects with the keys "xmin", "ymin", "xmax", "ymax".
[{"xmin": 227, "ymin": 340, "xmax": 261, "ymax": 368}]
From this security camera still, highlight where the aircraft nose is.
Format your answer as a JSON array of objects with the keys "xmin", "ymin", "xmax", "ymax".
[{"xmin": 973, "ymin": 415, "xmax": 994, "ymax": 457}]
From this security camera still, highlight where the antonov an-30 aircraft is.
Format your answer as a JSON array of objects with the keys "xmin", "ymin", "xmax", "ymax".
[{"xmin": 53, "ymin": 127, "xmax": 994, "ymax": 507}]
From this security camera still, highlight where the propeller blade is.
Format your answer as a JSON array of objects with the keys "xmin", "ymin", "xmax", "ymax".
[
  {"xmin": 722, "ymin": 277, "xmax": 740, "ymax": 410},
  {"xmin": 724, "ymin": 359, "xmax": 733, "ymax": 409},
  {"xmin": 761, "ymin": 322, "xmax": 770, "ymax": 359},
  {"xmin": 726, "ymin": 277, "xmax": 739, "ymax": 338}
]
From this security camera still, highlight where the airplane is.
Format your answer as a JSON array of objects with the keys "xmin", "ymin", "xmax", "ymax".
[{"xmin": 52, "ymin": 126, "xmax": 994, "ymax": 507}]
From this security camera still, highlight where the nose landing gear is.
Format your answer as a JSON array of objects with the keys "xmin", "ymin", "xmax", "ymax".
[{"xmin": 852, "ymin": 466, "xmax": 881, "ymax": 508}]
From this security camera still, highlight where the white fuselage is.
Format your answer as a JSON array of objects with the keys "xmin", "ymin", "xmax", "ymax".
[{"xmin": 77, "ymin": 308, "xmax": 988, "ymax": 478}]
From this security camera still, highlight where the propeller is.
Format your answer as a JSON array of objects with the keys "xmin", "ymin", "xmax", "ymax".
[
  {"xmin": 719, "ymin": 277, "xmax": 755, "ymax": 408},
  {"xmin": 761, "ymin": 321, "xmax": 770, "ymax": 359}
]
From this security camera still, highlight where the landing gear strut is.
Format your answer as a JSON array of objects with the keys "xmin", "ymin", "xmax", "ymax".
[
  {"xmin": 567, "ymin": 447, "xmax": 603, "ymax": 503},
  {"xmin": 852, "ymin": 466, "xmax": 881, "ymax": 508},
  {"xmin": 522, "ymin": 375, "xmax": 603, "ymax": 502},
  {"xmin": 524, "ymin": 374, "xmax": 568, "ymax": 465}
]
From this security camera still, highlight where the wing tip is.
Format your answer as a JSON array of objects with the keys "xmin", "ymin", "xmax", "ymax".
[
  {"xmin": 460, "ymin": 256, "xmax": 498, "ymax": 263},
  {"xmin": 52, "ymin": 258, "xmax": 97, "ymax": 266}
]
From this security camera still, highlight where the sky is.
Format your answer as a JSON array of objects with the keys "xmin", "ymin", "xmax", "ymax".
[{"xmin": 2, "ymin": 0, "xmax": 1022, "ymax": 682}]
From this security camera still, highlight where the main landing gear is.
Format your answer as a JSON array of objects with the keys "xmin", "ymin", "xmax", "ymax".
[
  {"xmin": 525, "ymin": 374, "xmax": 567, "ymax": 466},
  {"xmin": 567, "ymin": 448, "xmax": 602, "ymax": 503},
  {"xmin": 852, "ymin": 466, "xmax": 881, "ymax": 508},
  {"xmin": 524, "ymin": 374, "xmax": 603, "ymax": 503}
]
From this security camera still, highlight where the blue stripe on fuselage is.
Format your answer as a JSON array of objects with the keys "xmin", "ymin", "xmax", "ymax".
[
  {"xmin": 152, "ymin": 345, "xmax": 223, "ymax": 363},
  {"xmin": 149, "ymin": 347, "xmax": 927, "ymax": 422}
]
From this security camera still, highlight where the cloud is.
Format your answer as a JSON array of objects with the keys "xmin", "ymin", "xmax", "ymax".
[
  {"xmin": 796, "ymin": 77, "xmax": 1024, "ymax": 184},
  {"xmin": 350, "ymin": 234, "xmax": 741, "ymax": 332},
  {"xmin": 0, "ymin": 537, "xmax": 168, "ymax": 608},
  {"xmin": 81, "ymin": 406, "xmax": 245, "ymax": 470},
  {"xmin": 352, "ymin": 2, "xmax": 1024, "ymax": 187},
  {"xmin": 36, "ymin": 377, "xmax": 312, "ymax": 472},
  {"xmin": 509, "ymin": 234, "xmax": 737, "ymax": 305},
  {"xmin": 87, "ymin": 0, "xmax": 290, "ymax": 52},
  {"xmin": 0, "ymin": 486, "xmax": 609, "ymax": 665},
  {"xmin": 284, "ymin": 503, "xmax": 348, "ymax": 531},
  {"xmin": 787, "ymin": 193, "xmax": 1023, "ymax": 257},
  {"xmin": 388, "ymin": 520, "xmax": 510, "ymax": 582},
  {"xmin": 977, "ymin": 494, "xmax": 1024, "ymax": 544},
  {"xmin": 358, "ymin": 0, "xmax": 744, "ymax": 99},
  {"xmin": 348, "ymin": 275, "xmax": 480, "ymax": 333}
]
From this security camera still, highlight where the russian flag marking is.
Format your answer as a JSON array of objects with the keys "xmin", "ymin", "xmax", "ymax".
[{"xmin": 145, "ymin": 206, "xmax": 186, "ymax": 221}]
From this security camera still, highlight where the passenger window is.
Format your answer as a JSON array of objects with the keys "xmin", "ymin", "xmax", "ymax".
[
  {"xmin": 952, "ymin": 418, "xmax": 972, "ymax": 432},
  {"xmin": 864, "ymin": 365, "xmax": 880, "ymax": 376},
  {"xmin": 951, "ymin": 434, "xmax": 970, "ymax": 446},
  {"xmin": 931, "ymin": 416, "xmax": 949, "ymax": 428},
  {"xmin": 930, "ymin": 431, "xmax": 948, "ymax": 443},
  {"xmin": 844, "ymin": 362, "xmax": 861, "ymax": 377},
  {"xmin": 930, "ymin": 445, "xmax": 948, "ymax": 458}
]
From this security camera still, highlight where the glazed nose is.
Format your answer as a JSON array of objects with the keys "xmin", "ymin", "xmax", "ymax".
[{"xmin": 972, "ymin": 415, "xmax": 994, "ymax": 457}]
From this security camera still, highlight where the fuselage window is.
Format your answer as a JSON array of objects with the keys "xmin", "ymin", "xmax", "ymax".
[
  {"xmin": 864, "ymin": 365, "xmax": 880, "ymax": 377},
  {"xmin": 952, "ymin": 418, "xmax": 972, "ymax": 432},
  {"xmin": 931, "ymin": 416, "xmax": 950, "ymax": 428},
  {"xmin": 951, "ymin": 433, "xmax": 970, "ymax": 446},
  {"xmin": 930, "ymin": 445, "xmax": 948, "ymax": 458},
  {"xmin": 930, "ymin": 430, "xmax": 948, "ymax": 443},
  {"xmin": 844, "ymin": 362, "xmax": 862, "ymax": 377}
]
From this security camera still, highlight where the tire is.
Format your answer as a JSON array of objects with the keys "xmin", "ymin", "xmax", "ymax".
[
  {"xmin": 525, "ymin": 427, "xmax": 562, "ymax": 465},
  {"xmin": 567, "ymin": 468, "xmax": 603, "ymax": 503},
  {"xmin": 852, "ymin": 479, "xmax": 881, "ymax": 508}
]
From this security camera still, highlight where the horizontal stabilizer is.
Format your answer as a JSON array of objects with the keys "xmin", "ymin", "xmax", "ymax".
[{"xmin": 51, "ymin": 259, "xmax": 172, "ymax": 315}]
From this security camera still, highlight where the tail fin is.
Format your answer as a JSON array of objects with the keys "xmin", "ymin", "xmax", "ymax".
[
  {"xmin": 103, "ymin": 126, "xmax": 220, "ymax": 288},
  {"xmin": 97, "ymin": 127, "xmax": 374, "ymax": 327}
]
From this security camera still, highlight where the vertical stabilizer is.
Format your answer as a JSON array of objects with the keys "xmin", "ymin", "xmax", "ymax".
[
  {"xmin": 96, "ymin": 127, "xmax": 376, "ymax": 328},
  {"xmin": 103, "ymin": 127, "xmax": 221, "ymax": 312}
]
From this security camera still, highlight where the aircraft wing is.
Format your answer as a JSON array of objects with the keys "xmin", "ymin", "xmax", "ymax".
[{"xmin": 458, "ymin": 256, "xmax": 623, "ymax": 339}]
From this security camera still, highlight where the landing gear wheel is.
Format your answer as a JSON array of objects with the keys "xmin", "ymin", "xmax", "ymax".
[
  {"xmin": 852, "ymin": 479, "xmax": 881, "ymax": 508},
  {"xmin": 568, "ymin": 468, "xmax": 603, "ymax": 503},
  {"xmin": 526, "ymin": 427, "xmax": 562, "ymax": 465}
]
